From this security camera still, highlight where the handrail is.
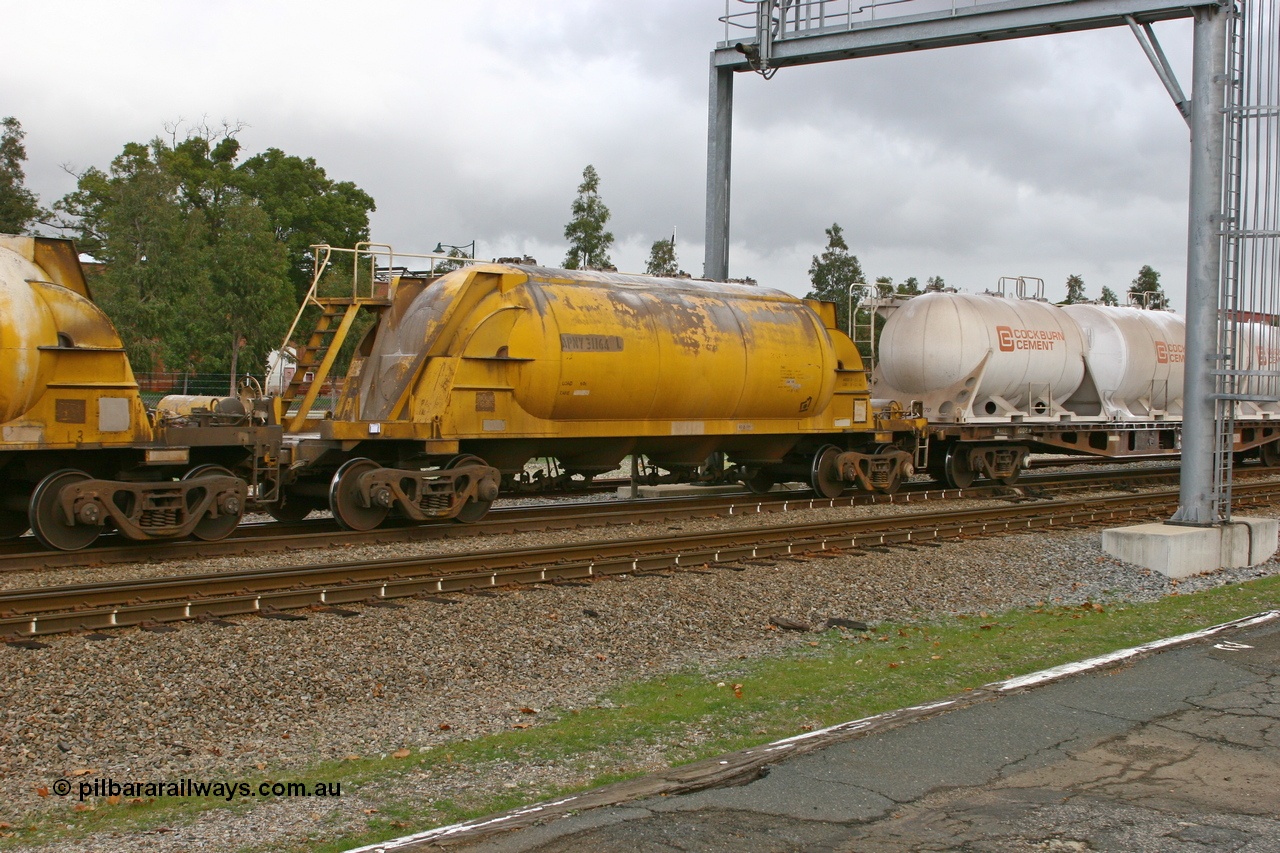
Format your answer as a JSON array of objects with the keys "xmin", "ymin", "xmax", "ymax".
[
  {"xmin": 275, "ymin": 241, "xmax": 487, "ymax": 379},
  {"xmin": 1017, "ymin": 276, "xmax": 1045, "ymax": 300},
  {"xmin": 1127, "ymin": 289, "xmax": 1167, "ymax": 309},
  {"xmin": 995, "ymin": 275, "xmax": 1045, "ymax": 300},
  {"xmin": 848, "ymin": 280, "xmax": 892, "ymax": 369},
  {"xmin": 721, "ymin": 0, "xmax": 985, "ymax": 45}
]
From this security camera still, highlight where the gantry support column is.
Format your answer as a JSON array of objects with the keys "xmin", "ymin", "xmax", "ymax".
[
  {"xmin": 1105, "ymin": 0, "xmax": 1280, "ymax": 573},
  {"xmin": 1171, "ymin": 1, "xmax": 1229, "ymax": 526},
  {"xmin": 704, "ymin": 60, "xmax": 734, "ymax": 281}
]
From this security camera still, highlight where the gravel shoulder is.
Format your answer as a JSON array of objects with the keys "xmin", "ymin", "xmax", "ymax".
[{"xmin": 2, "ymin": 485, "xmax": 1277, "ymax": 852}]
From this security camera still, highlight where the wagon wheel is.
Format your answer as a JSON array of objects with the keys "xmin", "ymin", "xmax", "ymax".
[
  {"xmin": 809, "ymin": 445, "xmax": 844, "ymax": 499},
  {"xmin": 925, "ymin": 454, "xmax": 949, "ymax": 485},
  {"xmin": 0, "ymin": 508, "xmax": 30, "ymax": 540},
  {"xmin": 1261, "ymin": 440, "xmax": 1280, "ymax": 468},
  {"xmin": 268, "ymin": 491, "xmax": 323, "ymax": 522},
  {"xmin": 184, "ymin": 465, "xmax": 243, "ymax": 542},
  {"xmin": 446, "ymin": 454, "xmax": 494, "ymax": 524},
  {"xmin": 944, "ymin": 447, "xmax": 976, "ymax": 489},
  {"xmin": 29, "ymin": 469, "xmax": 100, "ymax": 551},
  {"xmin": 329, "ymin": 458, "xmax": 389, "ymax": 531},
  {"xmin": 742, "ymin": 468, "xmax": 776, "ymax": 495}
]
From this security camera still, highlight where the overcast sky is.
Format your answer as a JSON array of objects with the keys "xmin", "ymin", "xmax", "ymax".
[{"xmin": 4, "ymin": 0, "xmax": 1196, "ymax": 307}]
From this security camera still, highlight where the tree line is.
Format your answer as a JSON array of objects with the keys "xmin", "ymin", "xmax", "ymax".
[
  {"xmin": 560, "ymin": 165, "xmax": 1173, "ymax": 328},
  {"xmin": 802, "ymin": 221, "xmax": 1170, "ymax": 335},
  {"xmin": 1, "ymin": 118, "xmax": 374, "ymax": 376},
  {"xmin": 3, "ymin": 121, "xmax": 1172, "ymax": 376}
]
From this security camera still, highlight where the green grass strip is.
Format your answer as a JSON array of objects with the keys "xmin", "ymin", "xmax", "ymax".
[{"xmin": 6, "ymin": 574, "xmax": 1277, "ymax": 853}]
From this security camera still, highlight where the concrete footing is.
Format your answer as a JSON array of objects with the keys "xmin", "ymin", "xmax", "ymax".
[{"xmin": 1102, "ymin": 516, "xmax": 1279, "ymax": 578}]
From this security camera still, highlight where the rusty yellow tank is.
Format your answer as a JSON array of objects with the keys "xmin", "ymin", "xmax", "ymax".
[
  {"xmin": 0, "ymin": 235, "xmax": 150, "ymax": 447},
  {"xmin": 0, "ymin": 241, "xmax": 54, "ymax": 423},
  {"xmin": 283, "ymin": 253, "xmax": 921, "ymax": 530},
  {"xmin": 328, "ymin": 265, "xmax": 870, "ymax": 461}
]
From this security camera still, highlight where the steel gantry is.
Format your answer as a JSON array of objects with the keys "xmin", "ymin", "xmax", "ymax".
[{"xmin": 704, "ymin": 0, "xmax": 1277, "ymax": 533}]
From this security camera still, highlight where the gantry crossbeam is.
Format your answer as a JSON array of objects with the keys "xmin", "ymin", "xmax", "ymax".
[{"xmin": 712, "ymin": 0, "xmax": 1214, "ymax": 70}]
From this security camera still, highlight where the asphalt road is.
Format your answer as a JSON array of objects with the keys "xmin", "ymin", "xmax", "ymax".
[{"xmin": 371, "ymin": 611, "xmax": 1280, "ymax": 853}]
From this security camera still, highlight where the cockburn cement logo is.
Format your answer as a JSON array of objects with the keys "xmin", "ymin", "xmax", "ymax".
[
  {"xmin": 996, "ymin": 326, "xmax": 1065, "ymax": 352},
  {"xmin": 1155, "ymin": 341, "xmax": 1185, "ymax": 364},
  {"xmin": 1255, "ymin": 344, "xmax": 1280, "ymax": 368}
]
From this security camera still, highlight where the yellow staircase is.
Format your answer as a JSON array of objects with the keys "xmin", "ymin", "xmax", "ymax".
[{"xmin": 278, "ymin": 245, "xmax": 394, "ymax": 432}]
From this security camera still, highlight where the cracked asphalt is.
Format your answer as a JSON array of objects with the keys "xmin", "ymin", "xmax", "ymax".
[{"xmin": 437, "ymin": 616, "xmax": 1280, "ymax": 852}]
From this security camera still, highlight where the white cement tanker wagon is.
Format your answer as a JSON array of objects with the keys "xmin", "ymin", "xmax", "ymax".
[
  {"xmin": 1061, "ymin": 303, "xmax": 1186, "ymax": 420},
  {"xmin": 1231, "ymin": 321, "xmax": 1280, "ymax": 418},
  {"xmin": 867, "ymin": 280, "xmax": 1280, "ymax": 487},
  {"xmin": 872, "ymin": 289, "xmax": 1086, "ymax": 423}
]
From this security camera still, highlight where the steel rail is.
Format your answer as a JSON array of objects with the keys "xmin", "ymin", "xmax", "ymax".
[
  {"xmin": 0, "ymin": 464, "xmax": 1196, "ymax": 572},
  {"xmin": 3, "ymin": 480, "xmax": 1277, "ymax": 638}
]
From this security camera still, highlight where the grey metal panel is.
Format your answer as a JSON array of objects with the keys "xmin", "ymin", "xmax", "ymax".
[
  {"xmin": 713, "ymin": 0, "xmax": 1214, "ymax": 69},
  {"xmin": 704, "ymin": 62, "xmax": 734, "ymax": 281}
]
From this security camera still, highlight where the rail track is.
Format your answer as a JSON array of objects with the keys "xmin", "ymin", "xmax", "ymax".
[
  {"xmin": 0, "ymin": 463, "xmax": 1203, "ymax": 573},
  {"xmin": 4, "ymin": 477, "xmax": 1277, "ymax": 640}
]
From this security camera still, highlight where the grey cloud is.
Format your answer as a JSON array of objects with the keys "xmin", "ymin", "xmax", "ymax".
[{"xmin": 6, "ymin": 0, "xmax": 1198, "ymax": 306}]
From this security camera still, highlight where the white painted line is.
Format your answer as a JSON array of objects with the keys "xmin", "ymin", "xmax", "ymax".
[
  {"xmin": 342, "ymin": 796, "xmax": 583, "ymax": 852},
  {"xmin": 995, "ymin": 609, "xmax": 1279, "ymax": 692}
]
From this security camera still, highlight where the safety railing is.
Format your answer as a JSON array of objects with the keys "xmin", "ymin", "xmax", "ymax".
[
  {"xmin": 848, "ymin": 281, "xmax": 894, "ymax": 369},
  {"xmin": 994, "ymin": 275, "xmax": 1046, "ymax": 301},
  {"xmin": 278, "ymin": 242, "xmax": 483, "ymax": 361},
  {"xmin": 720, "ymin": 0, "xmax": 989, "ymax": 43}
]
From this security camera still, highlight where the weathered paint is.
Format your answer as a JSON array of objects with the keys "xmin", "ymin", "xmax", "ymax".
[
  {"xmin": 0, "ymin": 247, "xmax": 55, "ymax": 423},
  {"xmin": 342, "ymin": 265, "xmax": 848, "ymax": 436},
  {"xmin": 0, "ymin": 236, "xmax": 152, "ymax": 448}
]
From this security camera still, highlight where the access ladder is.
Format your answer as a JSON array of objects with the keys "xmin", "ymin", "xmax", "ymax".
[{"xmin": 277, "ymin": 244, "xmax": 394, "ymax": 432}]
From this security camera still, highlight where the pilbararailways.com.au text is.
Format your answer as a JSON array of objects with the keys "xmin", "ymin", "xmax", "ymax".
[{"xmin": 52, "ymin": 776, "xmax": 341, "ymax": 802}]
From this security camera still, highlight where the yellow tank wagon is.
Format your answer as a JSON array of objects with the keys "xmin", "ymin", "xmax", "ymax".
[
  {"xmin": 0, "ymin": 235, "xmax": 279, "ymax": 550},
  {"xmin": 278, "ymin": 246, "xmax": 923, "ymax": 529}
]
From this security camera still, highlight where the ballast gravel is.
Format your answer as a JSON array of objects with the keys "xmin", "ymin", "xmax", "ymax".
[{"xmin": 1, "ymin": 486, "xmax": 1278, "ymax": 853}]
